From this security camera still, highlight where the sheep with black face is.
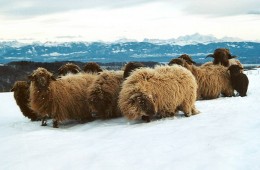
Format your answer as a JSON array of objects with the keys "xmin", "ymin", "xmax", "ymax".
[
  {"xmin": 118, "ymin": 65, "xmax": 199, "ymax": 122},
  {"xmin": 29, "ymin": 67, "xmax": 96, "ymax": 128},
  {"xmin": 228, "ymin": 65, "xmax": 249, "ymax": 97},
  {"xmin": 11, "ymin": 81, "xmax": 40, "ymax": 121}
]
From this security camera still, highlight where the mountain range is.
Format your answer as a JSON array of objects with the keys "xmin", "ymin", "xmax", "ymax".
[{"xmin": 0, "ymin": 33, "xmax": 259, "ymax": 64}]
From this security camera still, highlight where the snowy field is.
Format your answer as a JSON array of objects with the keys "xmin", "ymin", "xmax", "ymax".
[{"xmin": 0, "ymin": 69, "xmax": 260, "ymax": 170}]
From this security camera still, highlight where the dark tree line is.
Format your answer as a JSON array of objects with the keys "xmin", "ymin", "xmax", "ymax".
[{"xmin": 0, "ymin": 61, "xmax": 158, "ymax": 92}]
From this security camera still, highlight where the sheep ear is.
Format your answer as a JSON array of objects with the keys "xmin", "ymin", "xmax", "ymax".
[
  {"xmin": 51, "ymin": 75, "xmax": 56, "ymax": 81},
  {"xmin": 239, "ymin": 66, "xmax": 243, "ymax": 70},
  {"xmin": 206, "ymin": 54, "xmax": 214, "ymax": 58},
  {"xmin": 28, "ymin": 75, "xmax": 34, "ymax": 81},
  {"xmin": 10, "ymin": 87, "xmax": 14, "ymax": 92},
  {"xmin": 230, "ymin": 55, "xmax": 237, "ymax": 59}
]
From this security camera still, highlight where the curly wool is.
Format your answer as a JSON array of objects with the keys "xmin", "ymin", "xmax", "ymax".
[
  {"xmin": 118, "ymin": 65, "xmax": 199, "ymax": 120},
  {"xmin": 29, "ymin": 68, "xmax": 96, "ymax": 125},
  {"xmin": 88, "ymin": 70, "xmax": 124, "ymax": 119},
  {"xmin": 171, "ymin": 58, "xmax": 234, "ymax": 99}
]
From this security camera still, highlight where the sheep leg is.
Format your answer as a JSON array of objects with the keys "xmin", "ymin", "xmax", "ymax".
[
  {"xmin": 141, "ymin": 115, "xmax": 151, "ymax": 122},
  {"xmin": 41, "ymin": 116, "xmax": 47, "ymax": 126},
  {"xmin": 53, "ymin": 119, "xmax": 59, "ymax": 128},
  {"xmin": 181, "ymin": 103, "xmax": 192, "ymax": 117}
]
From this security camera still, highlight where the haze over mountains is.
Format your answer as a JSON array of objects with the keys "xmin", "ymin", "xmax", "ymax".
[{"xmin": 0, "ymin": 33, "xmax": 259, "ymax": 64}]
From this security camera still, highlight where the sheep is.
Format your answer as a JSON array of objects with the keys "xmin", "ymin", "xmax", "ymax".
[
  {"xmin": 58, "ymin": 63, "xmax": 81, "ymax": 76},
  {"xmin": 178, "ymin": 54, "xmax": 196, "ymax": 65},
  {"xmin": 123, "ymin": 62, "xmax": 145, "ymax": 79},
  {"xmin": 29, "ymin": 67, "xmax": 96, "ymax": 128},
  {"xmin": 83, "ymin": 62, "xmax": 103, "ymax": 73},
  {"xmin": 205, "ymin": 48, "xmax": 243, "ymax": 69},
  {"xmin": 228, "ymin": 65, "xmax": 249, "ymax": 97},
  {"xmin": 169, "ymin": 58, "xmax": 234, "ymax": 99},
  {"xmin": 88, "ymin": 70, "xmax": 124, "ymax": 119},
  {"xmin": 118, "ymin": 65, "xmax": 199, "ymax": 122},
  {"xmin": 11, "ymin": 81, "xmax": 40, "ymax": 121}
]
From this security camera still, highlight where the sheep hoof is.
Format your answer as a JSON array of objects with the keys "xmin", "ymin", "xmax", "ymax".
[
  {"xmin": 41, "ymin": 120, "xmax": 47, "ymax": 126},
  {"xmin": 184, "ymin": 113, "xmax": 191, "ymax": 117},
  {"xmin": 53, "ymin": 120, "xmax": 59, "ymax": 128},
  {"xmin": 141, "ymin": 115, "xmax": 151, "ymax": 122}
]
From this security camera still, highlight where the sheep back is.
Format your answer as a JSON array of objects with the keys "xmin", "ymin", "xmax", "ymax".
[{"xmin": 118, "ymin": 65, "xmax": 199, "ymax": 120}]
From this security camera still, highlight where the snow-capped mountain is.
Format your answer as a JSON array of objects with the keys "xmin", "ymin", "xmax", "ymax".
[
  {"xmin": 143, "ymin": 33, "xmax": 244, "ymax": 45},
  {"xmin": 0, "ymin": 34, "xmax": 259, "ymax": 64}
]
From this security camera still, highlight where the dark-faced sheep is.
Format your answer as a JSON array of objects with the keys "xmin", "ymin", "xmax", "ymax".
[
  {"xmin": 58, "ymin": 63, "xmax": 81, "ymax": 76},
  {"xmin": 228, "ymin": 65, "xmax": 249, "ymax": 97},
  {"xmin": 205, "ymin": 48, "xmax": 243, "ymax": 70},
  {"xmin": 88, "ymin": 70, "xmax": 124, "ymax": 119},
  {"xmin": 178, "ymin": 54, "xmax": 196, "ymax": 65},
  {"xmin": 29, "ymin": 67, "xmax": 96, "ymax": 128},
  {"xmin": 169, "ymin": 58, "xmax": 234, "ymax": 100},
  {"xmin": 11, "ymin": 81, "xmax": 40, "ymax": 121},
  {"xmin": 118, "ymin": 65, "xmax": 199, "ymax": 122},
  {"xmin": 123, "ymin": 62, "xmax": 145, "ymax": 79},
  {"xmin": 83, "ymin": 62, "xmax": 103, "ymax": 73}
]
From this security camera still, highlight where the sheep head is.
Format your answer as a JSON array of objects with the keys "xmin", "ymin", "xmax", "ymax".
[
  {"xmin": 83, "ymin": 62, "xmax": 103, "ymax": 73},
  {"xmin": 11, "ymin": 81, "xmax": 29, "ymax": 92},
  {"xmin": 58, "ymin": 63, "xmax": 81, "ymax": 76},
  {"xmin": 123, "ymin": 62, "xmax": 145, "ymax": 79},
  {"xmin": 129, "ymin": 92, "xmax": 156, "ymax": 121},
  {"xmin": 29, "ymin": 67, "xmax": 56, "ymax": 89},
  {"xmin": 228, "ymin": 65, "xmax": 243, "ymax": 76},
  {"xmin": 206, "ymin": 48, "xmax": 237, "ymax": 67},
  {"xmin": 178, "ymin": 54, "xmax": 196, "ymax": 65}
]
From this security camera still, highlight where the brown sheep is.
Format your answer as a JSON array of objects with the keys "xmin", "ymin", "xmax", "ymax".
[
  {"xmin": 83, "ymin": 62, "xmax": 103, "ymax": 73},
  {"xmin": 29, "ymin": 67, "xmax": 96, "ymax": 128},
  {"xmin": 88, "ymin": 70, "xmax": 124, "ymax": 119},
  {"xmin": 205, "ymin": 48, "xmax": 243, "ymax": 69},
  {"xmin": 169, "ymin": 58, "xmax": 234, "ymax": 99},
  {"xmin": 118, "ymin": 65, "xmax": 199, "ymax": 122},
  {"xmin": 58, "ymin": 63, "xmax": 81, "ymax": 76},
  {"xmin": 123, "ymin": 62, "xmax": 145, "ymax": 79},
  {"xmin": 228, "ymin": 65, "xmax": 249, "ymax": 97},
  {"xmin": 178, "ymin": 54, "xmax": 196, "ymax": 65},
  {"xmin": 11, "ymin": 81, "xmax": 40, "ymax": 121}
]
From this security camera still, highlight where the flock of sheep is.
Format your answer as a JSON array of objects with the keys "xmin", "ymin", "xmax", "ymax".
[{"xmin": 11, "ymin": 48, "xmax": 249, "ymax": 128}]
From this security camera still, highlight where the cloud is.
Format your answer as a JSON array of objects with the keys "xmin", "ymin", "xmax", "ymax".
[
  {"xmin": 181, "ymin": 0, "xmax": 260, "ymax": 17},
  {"xmin": 0, "ymin": 0, "xmax": 159, "ymax": 19}
]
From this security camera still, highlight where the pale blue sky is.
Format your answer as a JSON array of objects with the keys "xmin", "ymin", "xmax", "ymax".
[{"xmin": 0, "ymin": 0, "xmax": 259, "ymax": 42}]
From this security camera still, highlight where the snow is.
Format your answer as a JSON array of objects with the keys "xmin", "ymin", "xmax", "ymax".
[{"xmin": 0, "ymin": 69, "xmax": 260, "ymax": 170}]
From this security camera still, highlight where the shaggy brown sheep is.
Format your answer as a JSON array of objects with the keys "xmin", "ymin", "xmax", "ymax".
[
  {"xmin": 206, "ymin": 48, "xmax": 243, "ymax": 69},
  {"xmin": 58, "ymin": 63, "xmax": 81, "ymax": 76},
  {"xmin": 88, "ymin": 70, "xmax": 124, "ymax": 119},
  {"xmin": 29, "ymin": 67, "xmax": 96, "ymax": 128},
  {"xmin": 83, "ymin": 62, "xmax": 103, "ymax": 73},
  {"xmin": 118, "ymin": 65, "xmax": 199, "ymax": 122},
  {"xmin": 11, "ymin": 81, "xmax": 40, "ymax": 121},
  {"xmin": 228, "ymin": 65, "xmax": 249, "ymax": 97},
  {"xmin": 123, "ymin": 62, "xmax": 145, "ymax": 79},
  {"xmin": 169, "ymin": 58, "xmax": 234, "ymax": 99},
  {"xmin": 178, "ymin": 54, "xmax": 196, "ymax": 65}
]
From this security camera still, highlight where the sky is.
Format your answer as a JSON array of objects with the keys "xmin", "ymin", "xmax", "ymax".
[{"xmin": 0, "ymin": 0, "xmax": 260, "ymax": 42}]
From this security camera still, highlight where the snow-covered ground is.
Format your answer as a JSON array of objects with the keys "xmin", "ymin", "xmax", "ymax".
[{"xmin": 0, "ymin": 69, "xmax": 260, "ymax": 170}]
